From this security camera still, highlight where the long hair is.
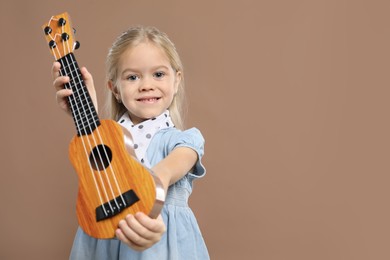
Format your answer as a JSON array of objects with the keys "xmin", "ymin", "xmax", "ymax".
[{"xmin": 104, "ymin": 26, "xmax": 186, "ymax": 129}]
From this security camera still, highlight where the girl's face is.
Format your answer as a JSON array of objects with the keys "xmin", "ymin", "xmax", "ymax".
[{"xmin": 110, "ymin": 42, "xmax": 181, "ymax": 124}]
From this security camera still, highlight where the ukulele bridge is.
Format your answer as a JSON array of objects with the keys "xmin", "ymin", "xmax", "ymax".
[{"xmin": 96, "ymin": 189, "xmax": 139, "ymax": 222}]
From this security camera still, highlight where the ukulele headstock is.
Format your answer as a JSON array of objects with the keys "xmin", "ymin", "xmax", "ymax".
[{"xmin": 42, "ymin": 12, "xmax": 80, "ymax": 60}]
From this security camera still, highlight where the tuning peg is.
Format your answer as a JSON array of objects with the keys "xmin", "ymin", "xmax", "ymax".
[
  {"xmin": 44, "ymin": 26, "xmax": 52, "ymax": 35},
  {"xmin": 49, "ymin": 40, "xmax": 57, "ymax": 49},
  {"xmin": 58, "ymin": 18, "xmax": 66, "ymax": 26},
  {"xmin": 61, "ymin": 33, "xmax": 69, "ymax": 41},
  {"xmin": 74, "ymin": 41, "xmax": 80, "ymax": 50}
]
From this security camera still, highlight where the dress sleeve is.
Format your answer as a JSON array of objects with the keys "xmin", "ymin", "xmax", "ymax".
[{"xmin": 169, "ymin": 127, "xmax": 206, "ymax": 179}]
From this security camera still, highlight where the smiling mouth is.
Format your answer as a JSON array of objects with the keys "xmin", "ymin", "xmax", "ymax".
[{"xmin": 137, "ymin": 97, "xmax": 161, "ymax": 103}]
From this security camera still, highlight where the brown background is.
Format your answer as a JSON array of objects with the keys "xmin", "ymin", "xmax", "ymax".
[{"xmin": 1, "ymin": 0, "xmax": 390, "ymax": 259}]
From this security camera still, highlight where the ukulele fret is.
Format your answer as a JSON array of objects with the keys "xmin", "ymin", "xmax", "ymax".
[{"xmin": 60, "ymin": 59, "xmax": 77, "ymax": 71}]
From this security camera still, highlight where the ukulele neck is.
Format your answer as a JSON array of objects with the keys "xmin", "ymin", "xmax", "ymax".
[{"xmin": 58, "ymin": 53, "xmax": 100, "ymax": 136}]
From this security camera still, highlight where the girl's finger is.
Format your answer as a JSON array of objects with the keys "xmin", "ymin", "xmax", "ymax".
[
  {"xmin": 56, "ymin": 89, "xmax": 73, "ymax": 112},
  {"xmin": 56, "ymin": 88, "xmax": 73, "ymax": 100},
  {"xmin": 134, "ymin": 213, "xmax": 166, "ymax": 234},
  {"xmin": 53, "ymin": 76, "xmax": 70, "ymax": 91},
  {"xmin": 116, "ymin": 216, "xmax": 152, "ymax": 249},
  {"xmin": 51, "ymin": 61, "xmax": 61, "ymax": 80},
  {"xmin": 115, "ymin": 228, "xmax": 145, "ymax": 251}
]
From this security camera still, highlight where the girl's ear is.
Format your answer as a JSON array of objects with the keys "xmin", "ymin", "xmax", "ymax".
[
  {"xmin": 174, "ymin": 71, "xmax": 182, "ymax": 94},
  {"xmin": 108, "ymin": 80, "xmax": 121, "ymax": 100}
]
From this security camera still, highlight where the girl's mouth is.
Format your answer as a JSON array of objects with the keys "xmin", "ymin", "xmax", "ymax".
[{"xmin": 137, "ymin": 97, "xmax": 160, "ymax": 103}]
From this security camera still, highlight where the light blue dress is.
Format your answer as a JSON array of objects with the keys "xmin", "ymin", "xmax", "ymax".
[{"xmin": 69, "ymin": 127, "xmax": 209, "ymax": 260}]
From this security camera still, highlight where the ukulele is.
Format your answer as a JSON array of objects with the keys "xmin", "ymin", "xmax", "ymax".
[{"xmin": 42, "ymin": 12, "xmax": 165, "ymax": 239}]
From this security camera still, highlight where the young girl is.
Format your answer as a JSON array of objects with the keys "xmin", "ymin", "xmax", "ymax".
[{"xmin": 52, "ymin": 26, "xmax": 209, "ymax": 259}]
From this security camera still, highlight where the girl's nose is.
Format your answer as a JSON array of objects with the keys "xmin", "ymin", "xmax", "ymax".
[{"xmin": 139, "ymin": 77, "xmax": 155, "ymax": 91}]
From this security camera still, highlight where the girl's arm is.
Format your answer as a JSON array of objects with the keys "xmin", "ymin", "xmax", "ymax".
[{"xmin": 152, "ymin": 146, "xmax": 199, "ymax": 192}]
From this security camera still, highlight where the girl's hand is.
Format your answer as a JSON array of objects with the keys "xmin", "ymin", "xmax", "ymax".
[
  {"xmin": 115, "ymin": 212, "xmax": 166, "ymax": 251},
  {"xmin": 51, "ymin": 61, "xmax": 98, "ymax": 114}
]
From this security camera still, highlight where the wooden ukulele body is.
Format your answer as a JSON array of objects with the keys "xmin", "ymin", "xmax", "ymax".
[{"xmin": 69, "ymin": 120, "xmax": 164, "ymax": 239}]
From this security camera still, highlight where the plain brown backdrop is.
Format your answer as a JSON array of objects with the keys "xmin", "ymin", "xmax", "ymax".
[{"xmin": 1, "ymin": 0, "xmax": 390, "ymax": 259}]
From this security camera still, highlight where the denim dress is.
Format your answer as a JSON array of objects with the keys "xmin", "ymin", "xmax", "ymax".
[{"xmin": 69, "ymin": 127, "xmax": 209, "ymax": 260}]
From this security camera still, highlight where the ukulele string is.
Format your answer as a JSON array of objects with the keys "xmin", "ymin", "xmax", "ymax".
[
  {"xmin": 59, "ymin": 42, "xmax": 116, "ymax": 216},
  {"xmin": 55, "ymin": 47, "xmax": 109, "ymax": 215},
  {"xmin": 58, "ymin": 21, "xmax": 127, "ymax": 210},
  {"xmin": 51, "ymin": 21, "xmax": 112, "ymax": 215},
  {"xmin": 62, "ymin": 54, "xmax": 119, "ymax": 214},
  {"xmin": 63, "ymin": 37, "xmax": 127, "ymax": 212},
  {"xmin": 48, "ymin": 17, "xmax": 127, "ymax": 217},
  {"xmin": 48, "ymin": 19, "xmax": 111, "ymax": 215}
]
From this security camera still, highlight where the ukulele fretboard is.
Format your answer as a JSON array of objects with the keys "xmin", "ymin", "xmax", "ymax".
[{"xmin": 58, "ymin": 53, "xmax": 100, "ymax": 136}]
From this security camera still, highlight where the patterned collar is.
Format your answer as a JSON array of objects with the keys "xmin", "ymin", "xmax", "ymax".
[{"xmin": 118, "ymin": 110, "xmax": 174, "ymax": 167}]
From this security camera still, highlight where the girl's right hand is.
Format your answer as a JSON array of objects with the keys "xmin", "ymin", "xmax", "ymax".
[
  {"xmin": 52, "ymin": 61, "xmax": 98, "ymax": 114},
  {"xmin": 116, "ymin": 212, "xmax": 166, "ymax": 251}
]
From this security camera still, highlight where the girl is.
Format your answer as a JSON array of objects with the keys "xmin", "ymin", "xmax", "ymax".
[{"xmin": 52, "ymin": 26, "xmax": 209, "ymax": 259}]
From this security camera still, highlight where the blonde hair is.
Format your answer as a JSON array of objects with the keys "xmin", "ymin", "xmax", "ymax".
[{"xmin": 104, "ymin": 26, "xmax": 186, "ymax": 129}]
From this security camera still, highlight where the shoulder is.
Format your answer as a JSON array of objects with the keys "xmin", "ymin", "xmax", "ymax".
[{"xmin": 155, "ymin": 127, "xmax": 205, "ymax": 153}]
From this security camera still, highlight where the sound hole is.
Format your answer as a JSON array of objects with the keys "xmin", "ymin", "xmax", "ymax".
[{"xmin": 89, "ymin": 145, "xmax": 112, "ymax": 171}]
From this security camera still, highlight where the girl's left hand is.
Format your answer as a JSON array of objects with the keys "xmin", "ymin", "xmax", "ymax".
[{"xmin": 115, "ymin": 212, "xmax": 166, "ymax": 251}]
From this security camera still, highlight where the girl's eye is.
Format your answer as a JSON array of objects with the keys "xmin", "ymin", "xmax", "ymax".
[
  {"xmin": 154, "ymin": 71, "xmax": 165, "ymax": 78},
  {"xmin": 127, "ymin": 75, "xmax": 139, "ymax": 81}
]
